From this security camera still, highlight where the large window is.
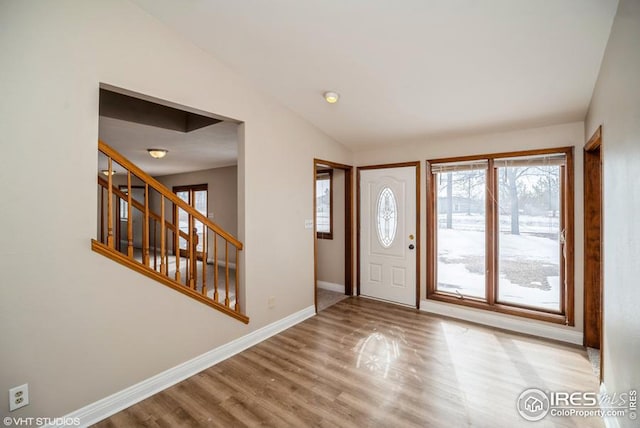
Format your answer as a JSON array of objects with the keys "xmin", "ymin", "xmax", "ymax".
[
  {"xmin": 316, "ymin": 169, "xmax": 333, "ymax": 239},
  {"xmin": 433, "ymin": 161, "xmax": 487, "ymax": 299},
  {"xmin": 427, "ymin": 148, "xmax": 574, "ymax": 324}
]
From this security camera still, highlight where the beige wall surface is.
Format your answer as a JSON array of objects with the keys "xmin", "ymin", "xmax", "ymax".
[
  {"xmin": 585, "ymin": 1, "xmax": 640, "ymax": 424},
  {"xmin": 317, "ymin": 169, "xmax": 346, "ymax": 287},
  {"xmin": 355, "ymin": 121, "xmax": 586, "ymax": 334},
  {"xmin": 0, "ymin": 0, "xmax": 351, "ymax": 418}
]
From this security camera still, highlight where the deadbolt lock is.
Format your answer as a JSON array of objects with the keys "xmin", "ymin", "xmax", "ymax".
[{"xmin": 409, "ymin": 234, "xmax": 414, "ymax": 240}]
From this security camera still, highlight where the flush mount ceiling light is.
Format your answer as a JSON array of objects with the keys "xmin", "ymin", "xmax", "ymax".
[
  {"xmin": 101, "ymin": 169, "xmax": 116, "ymax": 176},
  {"xmin": 147, "ymin": 149, "xmax": 168, "ymax": 159},
  {"xmin": 323, "ymin": 91, "xmax": 340, "ymax": 104}
]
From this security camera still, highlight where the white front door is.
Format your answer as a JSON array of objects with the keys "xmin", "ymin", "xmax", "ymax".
[{"xmin": 360, "ymin": 166, "xmax": 417, "ymax": 306}]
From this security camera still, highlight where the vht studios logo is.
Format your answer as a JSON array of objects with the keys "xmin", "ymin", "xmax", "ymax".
[{"xmin": 517, "ymin": 388, "xmax": 637, "ymax": 421}]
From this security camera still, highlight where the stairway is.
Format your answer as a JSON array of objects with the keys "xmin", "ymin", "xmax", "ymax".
[{"xmin": 93, "ymin": 140, "xmax": 248, "ymax": 323}]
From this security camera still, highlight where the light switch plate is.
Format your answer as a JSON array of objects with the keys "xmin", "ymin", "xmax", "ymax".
[{"xmin": 304, "ymin": 219, "xmax": 313, "ymax": 229}]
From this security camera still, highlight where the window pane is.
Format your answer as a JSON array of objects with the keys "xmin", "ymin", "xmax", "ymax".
[
  {"xmin": 120, "ymin": 198, "xmax": 128, "ymax": 220},
  {"xmin": 177, "ymin": 190, "xmax": 189, "ymax": 251},
  {"xmin": 497, "ymin": 165, "xmax": 561, "ymax": 312},
  {"xmin": 435, "ymin": 169, "xmax": 486, "ymax": 299},
  {"xmin": 316, "ymin": 177, "xmax": 330, "ymax": 233},
  {"xmin": 194, "ymin": 190, "xmax": 207, "ymax": 215},
  {"xmin": 194, "ymin": 190, "xmax": 207, "ymax": 251}
]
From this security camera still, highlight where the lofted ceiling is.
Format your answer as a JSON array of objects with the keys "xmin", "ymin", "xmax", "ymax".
[{"xmin": 131, "ymin": 0, "xmax": 618, "ymax": 149}]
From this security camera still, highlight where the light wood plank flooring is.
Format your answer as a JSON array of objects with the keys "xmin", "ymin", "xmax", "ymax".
[{"xmin": 95, "ymin": 298, "xmax": 603, "ymax": 427}]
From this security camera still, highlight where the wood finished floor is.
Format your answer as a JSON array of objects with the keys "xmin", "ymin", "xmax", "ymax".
[{"xmin": 95, "ymin": 298, "xmax": 603, "ymax": 428}]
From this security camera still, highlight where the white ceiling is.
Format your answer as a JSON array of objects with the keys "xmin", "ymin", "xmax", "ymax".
[
  {"xmin": 99, "ymin": 116, "xmax": 238, "ymax": 176},
  {"xmin": 131, "ymin": 0, "xmax": 618, "ymax": 149}
]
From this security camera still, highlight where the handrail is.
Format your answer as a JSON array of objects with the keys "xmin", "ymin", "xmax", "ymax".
[
  {"xmin": 99, "ymin": 140, "xmax": 242, "ymax": 249},
  {"xmin": 97, "ymin": 176, "xmax": 188, "ymax": 240},
  {"xmin": 91, "ymin": 240, "xmax": 249, "ymax": 323},
  {"xmin": 95, "ymin": 140, "xmax": 247, "ymax": 322}
]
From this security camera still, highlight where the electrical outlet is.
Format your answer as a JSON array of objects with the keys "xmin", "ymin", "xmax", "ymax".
[
  {"xmin": 268, "ymin": 296, "xmax": 275, "ymax": 308},
  {"xmin": 9, "ymin": 383, "xmax": 29, "ymax": 411}
]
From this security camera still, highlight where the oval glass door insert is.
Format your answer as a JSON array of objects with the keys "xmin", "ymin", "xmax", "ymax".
[{"xmin": 376, "ymin": 187, "xmax": 397, "ymax": 248}]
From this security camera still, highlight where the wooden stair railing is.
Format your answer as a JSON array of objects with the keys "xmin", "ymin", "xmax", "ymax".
[{"xmin": 93, "ymin": 140, "xmax": 248, "ymax": 324}]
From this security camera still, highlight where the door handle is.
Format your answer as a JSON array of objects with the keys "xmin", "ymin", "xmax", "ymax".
[{"xmin": 408, "ymin": 244, "xmax": 415, "ymax": 250}]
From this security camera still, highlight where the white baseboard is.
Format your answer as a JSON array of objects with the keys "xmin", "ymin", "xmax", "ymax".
[
  {"xmin": 207, "ymin": 258, "xmax": 236, "ymax": 269},
  {"xmin": 317, "ymin": 281, "xmax": 345, "ymax": 293},
  {"xmin": 420, "ymin": 299, "xmax": 583, "ymax": 345},
  {"xmin": 600, "ymin": 383, "xmax": 622, "ymax": 428},
  {"xmin": 46, "ymin": 305, "xmax": 316, "ymax": 428}
]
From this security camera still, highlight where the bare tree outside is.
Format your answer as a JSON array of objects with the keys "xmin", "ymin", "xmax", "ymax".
[{"xmin": 434, "ymin": 160, "xmax": 563, "ymax": 311}]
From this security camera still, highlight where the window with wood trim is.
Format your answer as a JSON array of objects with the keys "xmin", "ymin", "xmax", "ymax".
[
  {"xmin": 316, "ymin": 169, "xmax": 333, "ymax": 239},
  {"xmin": 427, "ymin": 147, "xmax": 574, "ymax": 325},
  {"xmin": 173, "ymin": 184, "xmax": 208, "ymax": 255}
]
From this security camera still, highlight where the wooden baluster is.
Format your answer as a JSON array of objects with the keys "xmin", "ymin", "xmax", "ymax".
[
  {"xmin": 107, "ymin": 157, "xmax": 114, "ymax": 248},
  {"xmin": 153, "ymin": 219, "xmax": 157, "ymax": 271},
  {"xmin": 202, "ymin": 225, "xmax": 207, "ymax": 297},
  {"xmin": 143, "ymin": 183, "xmax": 150, "ymax": 266},
  {"xmin": 167, "ymin": 229, "xmax": 171, "ymax": 277},
  {"xmin": 160, "ymin": 196, "xmax": 166, "ymax": 275},
  {"xmin": 100, "ymin": 186, "xmax": 105, "ymax": 243},
  {"xmin": 127, "ymin": 171, "xmax": 133, "ymax": 258},
  {"xmin": 189, "ymin": 215, "xmax": 196, "ymax": 290},
  {"xmin": 174, "ymin": 204, "xmax": 181, "ymax": 283},
  {"xmin": 185, "ymin": 235, "xmax": 189, "ymax": 285},
  {"xmin": 115, "ymin": 196, "xmax": 120, "ymax": 252},
  {"xmin": 235, "ymin": 246, "xmax": 240, "ymax": 312},
  {"xmin": 235, "ymin": 247, "xmax": 240, "ymax": 312},
  {"xmin": 185, "ymin": 226, "xmax": 190, "ymax": 284},
  {"xmin": 225, "ymin": 241, "xmax": 230, "ymax": 307},
  {"xmin": 214, "ymin": 234, "xmax": 219, "ymax": 302}
]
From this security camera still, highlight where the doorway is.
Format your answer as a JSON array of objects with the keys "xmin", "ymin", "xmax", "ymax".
[
  {"xmin": 584, "ymin": 126, "xmax": 603, "ymax": 380},
  {"xmin": 358, "ymin": 162, "xmax": 420, "ymax": 308},
  {"xmin": 314, "ymin": 159, "xmax": 353, "ymax": 313}
]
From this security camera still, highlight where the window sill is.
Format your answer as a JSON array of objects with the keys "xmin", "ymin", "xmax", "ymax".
[{"xmin": 426, "ymin": 291, "xmax": 570, "ymax": 325}]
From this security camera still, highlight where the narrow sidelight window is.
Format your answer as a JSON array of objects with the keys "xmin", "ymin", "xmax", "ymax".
[
  {"xmin": 427, "ymin": 148, "xmax": 573, "ymax": 325},
  {"xmin": 316, "ymin": 169, "xmax": 333, "ymax": 239}
]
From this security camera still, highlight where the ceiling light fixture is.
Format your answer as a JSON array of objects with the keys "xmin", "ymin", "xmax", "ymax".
[
  {"xmin": 147, "ymin": 149, "xmax": 168, "ymax": 159},
  {"xmin": 323, "ymin": 91, "xmax": 340, "ymax": 104},
  {"xmin": 101, "ymin": 169, "xmax": 116, "ymax": 176}
]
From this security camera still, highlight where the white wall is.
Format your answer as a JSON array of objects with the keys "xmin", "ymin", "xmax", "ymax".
[
  {"xmin": 585, "ymin": 1, "xmax": 640, "ymax": 425},
  {"xmin": 355, "ymin": 122, "xmax": 585, "ymax": 336},
  {"xmin": 0, "ymin": 0, "xmax": 351, "ymax": 418},
  {"xmin": 317, "ymin": 169, "xmax": 346, "ymax": 288}
]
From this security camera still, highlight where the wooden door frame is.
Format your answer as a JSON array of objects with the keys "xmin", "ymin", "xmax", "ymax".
[
  {"xmin": 313, "ymin": 159, "xmax": 354, "ymax": 312},
  {"xmin": 583, "ymin": 126, "xmax": 603, "ymax": 382},
  {"xmin": 356, "ymin": 161, "xmax": 421, "ymax": 309}
]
